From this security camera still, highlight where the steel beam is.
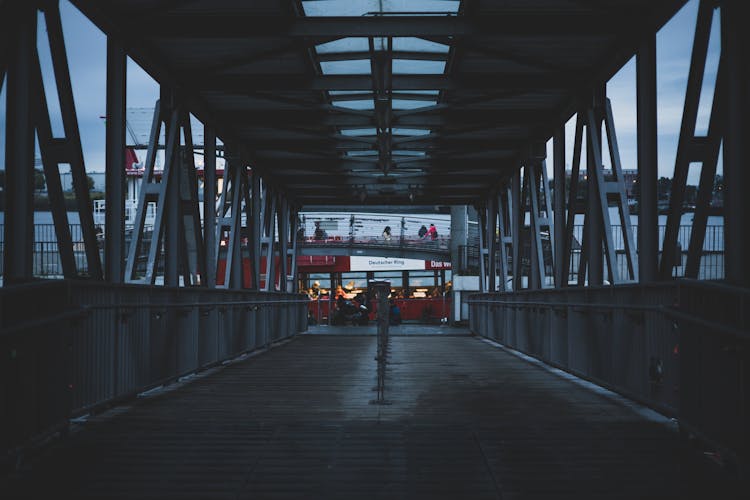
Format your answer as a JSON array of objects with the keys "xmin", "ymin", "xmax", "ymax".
[
  {"xmin": 553, "ymin": 126, "xmax": 566, "ymax": 287},
  {"xmin": 129, "ymin": 14, "xmax": 635, "ymax": 38},
  {"xmin": 659, "ymin": 0, "xmax": 714, "ymax": 279},
  {"xmin": 477, "ymin": 201, "xmax": 487, "ymax": 293},
  {"xmin": 105, "ymin": 36, "xmax": 126, "ymax": 283},
  {"xmin": 278, "ymin": 197, "xmax": 290, "ymax": 293},
  {"xmin": 250, "ymin": 173, "xmax": 262, "ymax": 290},
  {"xmin": 637, "ymin": 32, "xmax": 659, "ymax": 283},
  {"xmin": 510, "ymin": 171, "xmax": 521, "ymax": 291},
  {"xmin": 203, "ymin": 125, "xmax": 217, "ymax": 288},
  {"xmin": 33, "ymin": 51, "xmax": 77, "ymax": 278},
  {"xmin": 195, "ymin": 74, "xmax": 578, "ymax": 92},
  {"xmin": 44, "ymin": 3, "xmax": 103, "ymax": 279},
  {"xmin": 2, "ymin": 5, "xmax": 35, "ymax": 284},
  {"xmin": 722, "ymin": 0, "xmax": 750, "ymax": 286}
]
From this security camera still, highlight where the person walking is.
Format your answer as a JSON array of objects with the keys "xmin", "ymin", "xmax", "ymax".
[{"xmin": 382, "ymin": 226, "xmax": 392, "ymax": 241}]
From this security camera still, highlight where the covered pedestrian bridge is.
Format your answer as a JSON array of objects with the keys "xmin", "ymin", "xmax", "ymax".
[{"xmin": 1, "ymin": 0, "xmax": 748, "ymax": 498}]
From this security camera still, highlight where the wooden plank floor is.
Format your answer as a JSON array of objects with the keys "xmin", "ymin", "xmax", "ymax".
[{"xmin": 1, "ymin": 329, "xmax": 744, "ymax": 499}]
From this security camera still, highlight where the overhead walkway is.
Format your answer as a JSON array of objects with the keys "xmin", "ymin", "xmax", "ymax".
[{"xmin": 1, "ymin": 327, "xmax": 743, "ymax": 499}]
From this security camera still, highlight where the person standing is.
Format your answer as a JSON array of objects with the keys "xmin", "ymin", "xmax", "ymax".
[
  {"xmin": 382, "ymin": 226, "xmax": 392, "ymax": 241},
  {"xmin": 426, "ymin": 223, "xmax": 438, "ymax": 241},
  {"xmin": 418, "ymin": 225, "xmax": 428, "ymax": 239}
]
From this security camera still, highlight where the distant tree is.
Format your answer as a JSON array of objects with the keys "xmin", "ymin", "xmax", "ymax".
[
  {"xmin": 34, "ymin": 169, "xmax": 46, "ymax": 191},
  {"xmin": 657, "ymin": 177, "xmax": 672, "ymax": 200},
  {"xmin": 86, "ymin": 174, "xmax": 95, "ymax": 191},
  {"xmin": 0, "ymin": 170, "xmax": 5, "ymax": 190}
]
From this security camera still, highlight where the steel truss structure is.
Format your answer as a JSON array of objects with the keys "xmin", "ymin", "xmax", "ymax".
[{"xmin": 1, "ymin": 0, "xmax": 747, "ymax": 288}]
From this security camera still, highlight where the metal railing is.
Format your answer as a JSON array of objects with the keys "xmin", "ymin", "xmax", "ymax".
[
  {"xmin": 299, "ymin": 212, "xmax": 451, "ymax": 252},
  {"xmin": 457, "ymin": 224, "xmax": 725, "ymax": 281},
  {"xmin": 0, "ymin": 280, "xmax": 308, "ymax": 457},
  {"xmin": 468, "ymin": 280, "xmax": 749, "ymax": 470}
]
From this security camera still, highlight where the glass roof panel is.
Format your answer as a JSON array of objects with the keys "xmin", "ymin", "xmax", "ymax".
[
  {"xmin": 320, "ymin": 60, "xmax": 372, "ymax": 75},
  {"xmin": 393, "ymin": 59, "xmax": 445, "ymax": 74},
  {"xmin": 334, "ymin": 100, "xmax": 375, "ymax": 110},
  {"xmin": 392, "ymin": 128, "xmax": 431, "ymax": 136},
  {"xmin": 391, "ymin": 99, "xmax": 437, "ymax": 109},
  {"xmin": 393, "ymin": 150, "xmax": 426, "ymax": 156},
  {"xmin": 341, "ymin": 128, "xmax": 377, "ymax": 136},
  {"xmin": 316, "ymin": 37, "xmax": 370, "ymax": 54},
  {"xmin": 329, "ymin": 90, "xmax": 371, "ymax": 96},
  {"xmin": 302, "ymin": 0, "xmax": 459, "ymax": 17},
  {"xmin": 346, "ymin": 150, "xmax": 378, "ymax": 156},
  {"xmin": 392, "ymin": 37, "xmax": 450, "ymax": 53}
]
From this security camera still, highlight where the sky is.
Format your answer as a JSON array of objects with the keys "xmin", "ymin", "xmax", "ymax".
[{"xmin": 0, "ymin": 0, "xmax": 722, "ymax": 185}]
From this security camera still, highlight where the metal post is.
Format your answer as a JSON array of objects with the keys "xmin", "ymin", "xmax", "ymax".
[
  {"xmin": 585, "ymin": 89, "xmax": 607, "ymax": 285},
  {"xmin": 486, "ymin": 195, "xmax": 497, "ymax": 292},
  {"xmin": 660, "ymin": 0, "xmax": 713, "ymax": 279},
  {"xmin": 553, "ymin": 126, "xmax": 566, "ymax": 287},
  {"xmin": 204, "ymin": 125, "xmax": 217, "ymax": 287},
  {"xmin": 278, "ymin": 197, "xmax": 290, "ymax": 292},
  {"xmin": 3, "ymin": 5, "xmax": 35, "ymax": 284},
  {"xmin": 44, "ymin": 4, "xmax": 102, "ymax": 279},
  {"xmin": 477, "ymin": 202, "xmax": 487, "ymax": 293},
  {"xmin": 163, "ymin": 91, "xmax": 180, "ymax": 287},
  {"xmin": 250, "ymin": 172, "xmax": 262, "ymax": 290},
  {"xmin": 722, "ymin": 0, "xmax": 749, "ymax": 285},
  {"xmin": 105, "ymin": 35, "xmax": 126, "ymax": 283},
  {"xmin": 637, "ymin": 32, "xmax": 658, "ymax": 283},
  {"xmin": 510, "ymin": 170, "xmax": 521, "ymax": 291}
]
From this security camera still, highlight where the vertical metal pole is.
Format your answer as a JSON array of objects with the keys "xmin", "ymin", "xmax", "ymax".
[
  {"xmin": 637, "ymin": 32, "xmax": 658, "ymax": 283},
  {"xmin": 586, "ymin": 89, "xmax": 606, "ymax": 285},
  {"xmin": 105, "ymin": 36, "xmax": 126, "ymax": 283},
  {"xmin": 553, "ymin": 126, "xmax": 566, "ymax": 287},
  {"xmin": 278, "ymin": 197, "xmax": 289, "ymax": 293},
  {"xmin": 660, "ymin": 0, "xmax": 713, "ymax": 279},
  {"xmin": 510, "ymin": 170, "xmax": 521, "ymax": 291},
  {"xmin": 251, "ymin": 172, "xmax": 262, "ymax": 290},
  {"xmin": 722, "ymin": 0, "xmax": 749, "ymax": 285},
  {"xmin": 477, "ymin": 203, "xmax": 487, "ymax": 293},
  {"xmin": 44, "ymin": 4, "xmax": 102, "ymax": 279},
  {"xmin": 3, "ymin": 6, "xmax": 35, "ymax": 284},
  {"xmin": 486, "ymin": 195, "xmax": 497, "ymax": 292},
  {"xmin": 163, "ymin": 90, "xmax": 180, "ymax": 287},
  {"xmin": 204, "ymin": 125, "xmax": 217, "ymax": 288}
]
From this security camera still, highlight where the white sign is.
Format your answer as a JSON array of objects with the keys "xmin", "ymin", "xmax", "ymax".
[{"xmin": 349, "ymin": 256, "xmax": 426, "ymax": 271}]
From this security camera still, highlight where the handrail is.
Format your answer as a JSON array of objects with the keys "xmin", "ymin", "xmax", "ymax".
[{"xmin": 467, "ymin": 297, "xmax": 749, "ymax": 340}]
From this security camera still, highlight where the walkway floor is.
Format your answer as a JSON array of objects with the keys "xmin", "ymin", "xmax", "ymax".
[{"xmin": 1, "ymin": 328, "xmax": 744, "ymax": 499}]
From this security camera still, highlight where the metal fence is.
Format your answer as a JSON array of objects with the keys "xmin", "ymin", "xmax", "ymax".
[
  {"xmin": 0, "ymin": 280, "xmax": 308, "ymax": 456},
  {"xmin": 299, "ymin": 212, "xmax": 451, "ymax": 252},
  {"xmin": 468, "ymin": 280, "xmax": 749, "ymax": 471},
  {"xmin": 457, "ymin": 224, "xmax": 724, "ymax": 281}
]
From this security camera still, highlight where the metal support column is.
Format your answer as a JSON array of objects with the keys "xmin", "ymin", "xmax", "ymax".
[
  {"xmin": 722, "ymin": 0, "xmax": 750, "ymax": 285},
  {"xmin": 289, "ymin": 207, "xmax": 300, "ymax": 293},
  {"xmin": 105, "ymin": 36, "xmax": 126, "ymax": 283},
  {"xmin": 496, "ymin": 187, "xmax": 511, "ymax": 290},
  {"xmin": 203, "ymin": 125, "xmax": 217, "ymax": 288},
  {"xmin": 250, "ymin": 172, "xmax": 262, "ymax": 290},
  {"xmin": 2, "ymin": 5, "xmax": 35, "ymax": 284},
  {"xmin": 510, "ymin": 171, "xmax": 521, "ymax": 291},
  {"xmin": 637, "ymin": 31, "xmax": 659, "ymax": 283},
  {"xmin": 278, "ymin": 197, "xmax": 290, "ymax": 293},
  {"xmin": 553, "ymin": 126, "xmax": 566, "ymax": 287},
  {"xmin": 215, "ymin": 151, "xmax": 245, "ymax": 289},
  {"xmin": 486, "ymin": 196, "xmax": 498, "ymax": 292},
  {"xmin": 44, "ymin": 3, "xmax": 102, "ymax": 279},
  {"xmin": 660, "ymin": 0, "xmax": 717, "ymax": 279},
  {"xmin": 163, "ymin": 91, "xmax": 180, "ymax": 287},
  {"xmin": 477, "ymin": 201, "xmax": 487, "ymax": 293}
]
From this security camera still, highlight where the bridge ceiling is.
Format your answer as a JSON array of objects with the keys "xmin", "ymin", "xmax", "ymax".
[{"xmin": 72, "ymin": 0, "xmax": 686, "ymax": 207}]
